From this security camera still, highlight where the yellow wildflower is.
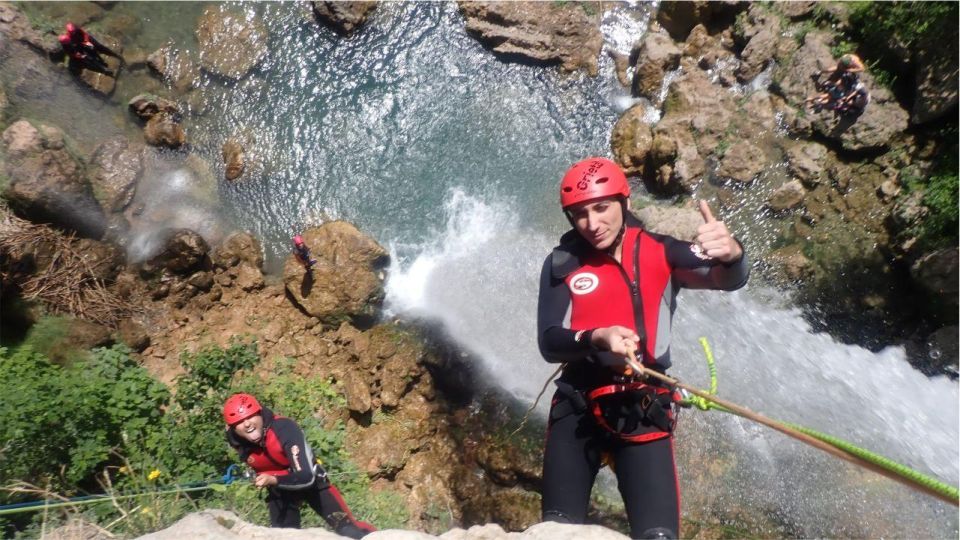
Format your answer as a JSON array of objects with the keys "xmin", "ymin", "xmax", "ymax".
[
  {"xmin": 118, "ymin": 466, "xmax": 130, "ymax": 475},
  {"xmin": 148, "ymin": 469, "xmax": 161, "ymax": 481}
]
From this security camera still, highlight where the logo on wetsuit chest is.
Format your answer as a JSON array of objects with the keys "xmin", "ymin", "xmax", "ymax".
[{"xmin": 569, "ymin": 272, "xmax": 599, "ymax": 295}]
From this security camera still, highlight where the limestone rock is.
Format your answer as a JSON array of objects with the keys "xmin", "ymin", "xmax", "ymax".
[
  {"xmin": 460, "ymin": 1, "xmax": 603, "ymax": 76},
  {"xmin": 311, "ymin": 1, "xmax": 377, "ymax": 35},
  {"xmin": 234, "ymin": 262, "xmax": 264, "ymax": 292},
  {"xmin": 717, "ymin": 140, "xmax": 766, "ymax": 183},
  {"xmin": 88, "ymin": 136, "xmax": 144, "ymax": 213},
  {"xmin": 342, "ymin": 369, "xmax": 372, "ymax": 414},
  {"xmin": 656, "ymin": 1, "xmax": 720, "ymax": 41},
  {"xmin": 910, "ymin": 247, "xmax": 959, "ymax": 300},
  {"xmin": 785, "ymin": 141, "xmax": 827, "ymax": 187},
  {"xmin": 1, "ymin": 120, "xmax": 106, "ymax": 238},
  {"xmin": 630, "ymin": 27, "xmax": 681, "ymax": 103},
  {"xmin": 610, "ymin": 104, "xmax": 653, "ymax": 177},
  {"xmin": 634, "ymin": 204, "xmax": 703, "ymax": 242},
  {"xmin": 767, "ymin": 179, "xmax": 805, "ymax": 211},
  {"xmin": 212, "ymin": 231, "xmax": 264, "ymax": 269},
  {"xmin": 283, "ymin": 221, "xmax": 389, "ymax": 325},
  {"xmin": 195, "ymin": 6, "xmax": 268, "ymax": 80}
]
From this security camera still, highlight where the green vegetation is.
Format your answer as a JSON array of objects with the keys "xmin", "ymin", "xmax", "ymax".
[
  {"xmin": 0, "ymin": 339, "xmax": 408, "ymax": 537},
  {"xmin": 904, "ymin": 133, "xmax": 959, "ymax": 251}
]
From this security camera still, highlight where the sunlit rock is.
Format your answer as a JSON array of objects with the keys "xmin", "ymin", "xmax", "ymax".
[
  {"xmin": 88, "ymin": 136, "xmax": 144, "ymax": 214},
  {"xmin": 195, "ymin": 6, "xmax": 268, "ymax": 80},
  {"xmin": 222, "ymin": 138, "xmax": 245, "ymax": 181},
  {"xmin": 283, "ymin": 221, "xmax": 389, "ymax": 326},
  {"xmin": 767, "ymin": 179, "xmax": 806, "ymax": 211},
  {"xmin": 460, "ymin": 1, "xmax": 603, "ymax": 76},
  {"xmin": 717, "ymin": 140, "xmax": 766, "ymax": 183},
  {"xmin": 631, "ymin": 26, "xmax": 681, "ymax": 103},
  {"xmin": 211, "ymin": 231, "xmax": 263, "ymax": 270},
  {"xmin": 310, "ymin": 0, "xmax": 377, "ymax": 35},
  {"xmin": 610, "ymin": 104, "xmax": 653, "ymax": 177},
  {"xmin": 141, "ymin": 228, "xmax": 209, "ymax": 275}
]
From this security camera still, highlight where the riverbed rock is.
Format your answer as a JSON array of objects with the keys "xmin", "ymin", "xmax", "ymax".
[
  {"xmin": 141, "ymin": 228, "xmax": 209, "ymax": 275},
  {"xmin": 610, "ymin": 104, "xmax": 653, "ymax": 177},
  {"xmin": 195, "ymin": 6, "xmax": 268, "ymax": 80},
  {"xmin": 459, "ymin": 1, "xmax": 603, "ymax": 76},
  {"xmin": 310, "ymin": 1, "xmax": 377, "ymax": 35},
  {"xmin": 283, "ymin": 221, "xmax": 389, "ymax": 326},
  {"xmin": 128, "ymin": 94, "xmax": 181, "ymax": 121},
  {"xmin": 785, "ymin": 141, "xmax": 828, "ymax": 187},
  {"xmin": 1, "ymin": 120, "xmax": 106, "ymax": 238},
  {"xmin": 143, "ymin": 114, "xmax": 186, "ymax": 149},
  {"xmin": 631, "ymin": 27, "xmax": 681, "ymax": 103},
  {"xmin": 222, "ymin": 138, "xmax": 244, "ymax": 181},
  {"xmin": 656, "ymin": 1, "xmax": 714, "ymax": 41},
  {"xmin": 88, "ymin": 137, "xmax": 144, "ymax": 214}
]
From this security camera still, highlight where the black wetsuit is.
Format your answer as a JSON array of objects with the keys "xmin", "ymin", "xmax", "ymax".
[
  {"xmin": 225, "ymin": 407, "xmax": 375, "ymax": 537},
  {"xmin": 536, "ymin": 213, "xmax": 749, "ymax": 539}
]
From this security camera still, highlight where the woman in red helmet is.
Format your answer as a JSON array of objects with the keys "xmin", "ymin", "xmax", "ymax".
[
  {"xmin": 222, "ymin": 393, "xmax": 375, "ymax": 537},
  {"xmin": 536, "ymin": 157, "xmax": 749, "ymax": 539}
]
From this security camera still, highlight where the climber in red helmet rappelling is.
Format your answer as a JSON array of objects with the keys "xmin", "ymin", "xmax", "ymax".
[
  {"xmin": 58, "ymin": 22, "xmax": 123, "ymax": 77},
  {"xmin": 536, "ymin": 157, "xmax": 750, "ymax": 539},
  {"xmin": 223, "ymin": 393, "xmax": 375, "ymax": 537},
  {"xmin": 292, "ymin": 235, "xmax": 317, "ymax": 269}
]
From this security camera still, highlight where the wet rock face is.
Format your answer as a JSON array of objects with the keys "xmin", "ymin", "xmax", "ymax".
[
  {"xmin": 610, "ymin": 104, "xmax": 653, "ymax": 178},
  {"xmin": 631, "ymin": 27, "xmax": 681, "ymax": 103},
  {"xmin": 1, "ymin": 120, "xmax": 106, "ymax": 239},
  {"xmin": 459, "ymin": 1, "xmax": 603, "ymax": 76},
  {"xmin": 142, "ymin": 228, "xmax": 209, "ymax": 275},
  {"xmin": 195, "ymin": 6, "xmax": 268, "ymax": 80},
  {"xmin": 634, "ymin": 204, "xmax": 703, "ymax": 242},
  {"xmin": 283, "ymin": 221, "xmax": 389, "ymax": 326},
  {"xmin": 310, "ymin": 1, "xmax": 377, "ymax": 35},
  {"xmin": 911, "ymin": 247, "xmax": 959, "ymax": 303},
  {"xmin": 88, "ymin": 137, "xmax": 144, "ymax": 214},
  {"xmin": 767, "ymin": 179, "xmax": 806, "ymax": 211},
  {"xmin": 143, "ymin": 115, "xmax": 186, "ymax": 149},
  {"xmin": 128, "ymin": 94, "xmax": 182, "ymax": 121}
]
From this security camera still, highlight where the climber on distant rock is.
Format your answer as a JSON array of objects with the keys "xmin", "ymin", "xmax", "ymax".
[
  {"xmin": 58, "ymin": 22, "xmax": 122, "ymax": 76},
  {"xmin": 292, "ymin": 235, "xmax": 317, "ymax": 269}
]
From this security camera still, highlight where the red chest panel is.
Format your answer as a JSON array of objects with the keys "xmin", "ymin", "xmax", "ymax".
[
  {"xmin": 245, "ymin": 425, "xmax": 290, "ymax": 477},
  {"xmin": 564, "ymin": 228, "xmax": 671, "ymax": 361}
]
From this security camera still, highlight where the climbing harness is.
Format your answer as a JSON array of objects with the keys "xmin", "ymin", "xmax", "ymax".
[{"xmin": 622, "ymin": 339, "xmax": 960, "ymax": 507}]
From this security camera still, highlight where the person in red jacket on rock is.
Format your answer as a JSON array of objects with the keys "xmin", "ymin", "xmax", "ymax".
[
  {"xmin": 58, "ymin": 22, "xmax": 122, "ymax": 76},
  {"xmin": 536, "ymin": 157, "xmax": 749, "ymax": 539},
  {"xmin": 223, "ymin": 393, "xmax": 375, "ymax": 537}
]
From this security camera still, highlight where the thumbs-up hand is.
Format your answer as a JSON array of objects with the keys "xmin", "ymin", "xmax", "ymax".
[{"xmin": 695, "ymin": 200, "xmax": 743, "ymax": 263}]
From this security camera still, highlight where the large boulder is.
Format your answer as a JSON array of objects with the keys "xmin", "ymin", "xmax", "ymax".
[
  {"xmin": 283, "ymin": 221, "xmax": 389, "ymax": 326},
  {"xmin": 195, "ymin": 6, "xmax": 268, "ymax": 80},
  {"xmin": 717, "ymin": 140, "xmax": 767, "ymax": 183},
  {"xmin": 459, "ymin": 1, "xmax": 603, "ymax": 76},
  {"xmin": 141, "ymin": 228, "xmax": 209, "ymax": 275},
  {"xmin": 1, "ymin": 120, "xmax": 106, "ymax": 238},
  {"xmin": 630, "ymin": 27, "xmax": 681, "ymax": 103},
  {"xmin": 222, "ymin": 138, "xmax": 244, "ymax": 181},
  {"xmin": 128, "ymin": 93, "xmax": 181, "ymax": 121},
  {"xmin": 143, "ymin": 115, "xmax": 186, "ymax": 149},
  {"xmin": 634, "ymin": 203, "xmax": 702, "ymax": 242},
  {"xmin": 910, "ymin": 247, "xmax": 959, "ymax": 305},
  {"xmin": 310, "ymin": 1, "xmax": 377, "ymax": 35},
  {"xmin": 610, "ymin": 104, "xmax": 653, "ymax": 177},
  {"xmin": 212, "ymin": 231, "xmax": 263, "ymax": 269},
  {"xmin": 88, "ymin": 137, "xmax": 144, "ymax": 214}
]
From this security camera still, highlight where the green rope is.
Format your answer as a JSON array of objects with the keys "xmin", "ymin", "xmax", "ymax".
[
  {"xmin": 684, "ymin": 337, "xmax": 959, "ymax": 504},
  {"xmin": 0, "ymin": 485, "xmax": 215, "ymax": 517}
]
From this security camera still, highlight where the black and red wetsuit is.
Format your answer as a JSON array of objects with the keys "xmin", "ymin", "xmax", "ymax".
[
  {"xmin": 58, "ymin": 27, "xmax": 117, "ymax": 75},
  {"xmin": 225, "ymin": 407, "xmax": 375, "ymax": 537},
  {"xmin": 536, "ymin": 213, "xmax": 749, "ymax": 539}
]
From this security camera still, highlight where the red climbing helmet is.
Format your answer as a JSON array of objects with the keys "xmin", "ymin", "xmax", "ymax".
[
  {"xmin": 223, "ymin": 393, "xmax": 262, "ymax": 425},
  {"xmin": 559, "ymin": 157, "xmax": 630, "ymax": 209},
  {"xmin": 293, "ymin": 235, "xmax": 304, "ymax": 247}
]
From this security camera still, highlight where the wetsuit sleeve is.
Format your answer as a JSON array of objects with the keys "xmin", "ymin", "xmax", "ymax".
[
  {"xmin": 537, "ymin": 254, "xmax": 594, "ymax": 363},
  {"xmin": 271, "ymin": 419, "xmax": 317, "ymax": 490},
  {"xmin": 663, "ymin": 236, "xmax": 750, "ymax": 291}
]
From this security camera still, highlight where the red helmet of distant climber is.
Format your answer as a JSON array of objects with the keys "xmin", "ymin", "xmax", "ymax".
[
  {"xmin": 223, "ymin": 393, "xmax": 262, "ymax": 425},
  {"xmin": 293, "ymin": 235, "xmax": 304, "ymax": 247},
  {"xmin": 559, "ymin": 157, "xmax": 630, "ymax": 209}
]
